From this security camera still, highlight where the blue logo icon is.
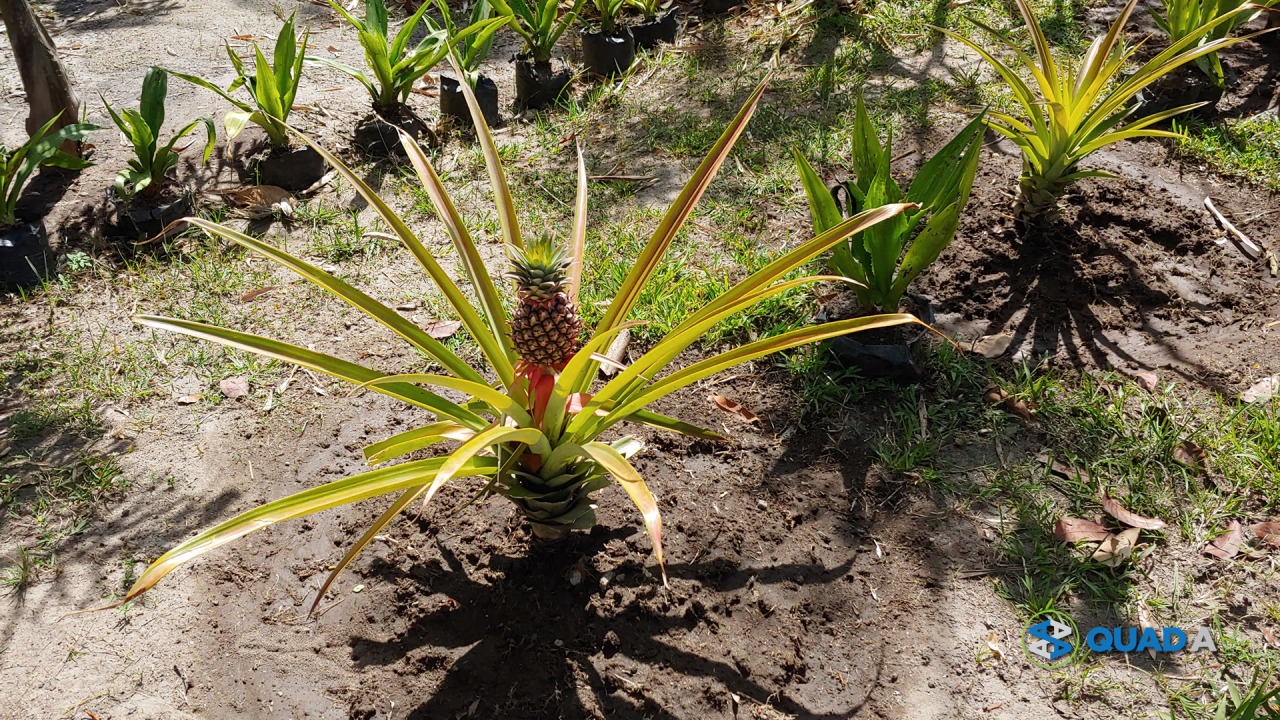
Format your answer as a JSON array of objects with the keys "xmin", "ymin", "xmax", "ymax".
[{"xmin": 1023, "ymin": 612, "xmax": 1077, "ymax": 669}]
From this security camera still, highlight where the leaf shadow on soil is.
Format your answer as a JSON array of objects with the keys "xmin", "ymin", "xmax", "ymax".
[
  {"xmin": 0, "ymin": 456, "xmax": 242, "ymax": 660},
  {"xmin": 344, "ymin": 523, "xmax": 881, "ymax": 719}
]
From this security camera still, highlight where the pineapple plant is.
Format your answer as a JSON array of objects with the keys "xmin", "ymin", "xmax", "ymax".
[{"xmin": 89, "ymin": 60, "xmax": 921, "ymax": 615}]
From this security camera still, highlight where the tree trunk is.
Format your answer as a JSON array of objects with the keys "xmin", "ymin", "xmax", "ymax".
[{"xmin": 0, "ymin": 0, "xmax": 83, "ymax": 155}]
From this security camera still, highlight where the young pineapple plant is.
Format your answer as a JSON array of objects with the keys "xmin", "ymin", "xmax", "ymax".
[{"xmin": 89, "ymin": 57, "xmax": 919, "ymax": 614}]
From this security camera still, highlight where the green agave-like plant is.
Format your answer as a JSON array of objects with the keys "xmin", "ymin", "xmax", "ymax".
[
  {"xmin": 171, "ymin": 12, "xmax": 308, "ymax": 148},
  {"xmin": 1, "ymin": 113, "xmax": 98, "ymax": 229},
  {"xmin": 936, "ymin": 0, "xmax": 1260, "ymax": 223},
  {"xmin": 439, "ymin": 0, "xmax": 510, "ymax": 87},
  {"xmin": 102, "ymin": 67, "xmax": 216, "ymax": 203},
  {"xmin": 309, "ymin": 0, "xmax": 507, "ymax": 111},
  {"xmin": 1153, "ymin": 0, "xmax": 1276, "ymax": 88},
  {"xmin": 491, "ymin": 0, "xmax": 584, "ymax": 63},
  {"xmin": 592, "ymin": 0, "xmax": 627, "ymax": 32},
  {"xmin": 98, "ymin": 60, "xmax": 917, "ymax": 612},
  {"xmin": 793, "ymin": 94, "xmax": 985, "ymax": 313}
]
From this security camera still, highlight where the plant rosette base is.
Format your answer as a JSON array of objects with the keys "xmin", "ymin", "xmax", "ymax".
[
  {"xmin": 0, "ymin": 220, "xmax": 51, "ymax": 289},
  {"xmin": 440, "ymin": 74, "xmax": 501, "ymax": 129},
  {"xmin": 629, "ymin": 9, "xmax": 680, "ymax": 49},
  {"xmin": 1133, "ymin": 66, "xmax": 1228, "ymax": 121},
  {"xmin": 105, "ymin": 186, "xmax": 193, "ymax": 242},
  {"xmin": 355, "ymin": 105, "xmax": 437, "ymax": 158},
  {"xmin": 514, "ymin": 56, "xmax": 573, "ymax": 110},
  {"xmin": 581, "ymin": 27, "xmax": 636, "ymax": 78}
]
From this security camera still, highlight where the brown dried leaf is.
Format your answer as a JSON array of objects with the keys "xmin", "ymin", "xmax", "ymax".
[
  {"xmin": 709, "ymin": 394, "xmax": 760, "ymax": 424},
  {"xmin": 971, "ymin": 333, "xmax": 1013, "ymax": 359},
  {"xmin": 219, "ymin": 376, "xmax": 250, "ymax": 399},
  {"xmin": 423, "ymin": 320, "xmax": 461, "ymax": 339},
  {"xmin": 984, "ymin": 631, "xmax": 1004, "ymax": 662},
  {"xmin": 1132, "ymin": 370, "xmax": 1160, "ymax": 392},
  {"xmin": 1041, "ymin": 455, "xmax": 1092, "ymax": 484},
  {"xmin": 230, "ymin": 34, "xmax": 264, "ymax": 41},
  {"xmin": 1204, "ymin": 520, "xmax": 1242, "ymax": 560},
  {"xmin": 176, "ymin": 394, "xmax": 203, "ymax": 405},
  {"xmin": 983, "ymin": 384, "xmax": 1035, "ymax": 423},
  {"xmin": 1251, "ymin": 521, "xmax": 1280, "ymax": 547},
  {"xmin": 1136, "ymin": 605, "xmax": 1160, "ymax": 660},
  {"xmin": 1091, "ymin": 527, "xmax": 1141, "ymax": 568},
  {"xmin": 1054, "ymin": 517, "xmax": 1112, "ymax": 543},
  {"xmin": 1262, "ymin": 625, "xmax": 1279, "ymax": 650},
  {"xmin": 239, "ymin": 286, "xmax": 276, "ymax": 303},
  {"xmin": 227, "ymin": 185, "xmax": 295, "ymax": 208},
  {"xmin": 1102, "ymin": 493, "xmax": 1167, "ymax": 530},
  {"xmin": 1172, "ymin": 440, "xmax": 1209, "ymax": 475},
  {"xmin": 1240, "ymin": 376, "xmax": 1279, "ymax": 403}
]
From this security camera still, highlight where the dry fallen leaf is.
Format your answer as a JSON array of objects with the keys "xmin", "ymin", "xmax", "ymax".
[
  {"xmin": 1091, "ymin": 527, "xmax": 1141, "ymax": 568},
  {"xmin": 1204, "ymin": 520, "xmax": 1242, "ymax": 560},
  {"xmin": 1240, "ymin": 376, "xmax": 1280, "ymax": 403},
  {"xmin": 1136, "ymin": 605, "xmax": 1160, "ymax": 660},
  {"xmin": 219, "ymin": 376, "xmax": 250, "ymax": 399},
  {"xmin": 971, "ymin": 333, "xmax": 1014, "ymax": 358},
  {"xmin": 983, "ymin": 384, "xmax": 1035, "ymax": 423},
  {"xmin": 1251, "ymin": 521, "xmax": 1280, "ymax": 548},
  {"xmin": 1132, "ymin": 370, "xmax": 1159, "ymax": 392},
  {"xmin": 1102, "ymin": 493, "xmax": 1167, "ymax": 530},
  {"xmin": 1262, "ymin": 625, "xmax": 1280, "ymax": 650},
  {"xmin": 423, "ymin": 320, "xmax": 461, "ymax": 339},
  {"xmin": 984, "ymin": 631, "xmax": 1004, "ymax": 662},
  {"xmin": 230, "ymin": 33, "xmax": 264, "ymax": 41},
  {"xmin": 176, "ymin": 394, "xmax": 203, "ymax": 405},
  {"xmin": 709, "ymin": 394, "xmax": 760, "ymax": 424},
  {"xmin": 239, "ymin": 286, "xmax": 276, "ymax": 303},
  {"xmin": 225, "ymin": 185, "xmax": 295, "ymax": 208},
  {"xmin": 1054, "ymin": 517, "xmax": 1113, "ymax": 543},
  {"xmin": 1172, "ymin": 440, "xmax": 1209, "ymax": 475},
  {"xmin": 1042, "ymin": 455, "xmax": 1092, "ymax": 484}
]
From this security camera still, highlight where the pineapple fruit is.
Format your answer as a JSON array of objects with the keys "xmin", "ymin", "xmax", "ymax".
[{"xmin": 507, "ymin": 237, "xmax": 582, "ymax": 367}]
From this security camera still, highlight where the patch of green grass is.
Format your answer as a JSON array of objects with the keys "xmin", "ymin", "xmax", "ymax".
[
  {"xmin": 1174, "ymin": 115, "xmax": 1280, "ymax": 191},
  {"xmin": 0, "ymin": 454, "xmax": 129, "ymax": 592}
]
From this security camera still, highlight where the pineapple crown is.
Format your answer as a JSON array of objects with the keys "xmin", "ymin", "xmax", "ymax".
[{"xmin": 506, "ymin": 237, "xmax": 573, "ymax": 301}]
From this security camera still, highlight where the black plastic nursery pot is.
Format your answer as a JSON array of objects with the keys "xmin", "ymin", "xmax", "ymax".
[
  {"xmin": 106, "ymin": 189, "xmax": 192, "ymax": 242},
  {"xmin": 254, "ymin": 143, "xmax": 328, "ymax": 191},
  {"xmin": 630, "ymin": 9, "xmax": 680, "ymax": 50},
  {"xmin": 514, "ymin": 57, "xmax": 573, "ymax": 110},
  {"xmin": 354, "ymin": 104, "xmax": 436, "ymax": 158},
  {"xmin": 582, "ymin": 27, "xmax": 636, "ymax": 78},
  {"xmin": 0, "ymin": 220, "xmax": 51, "ymax": 289},
  {"xmin": 440, "ymin": 74, "xmax": 501, "ymax": 129},
  {"xmin": 828, "ymin": 293, "xmax": 936, "ymax": 384}
]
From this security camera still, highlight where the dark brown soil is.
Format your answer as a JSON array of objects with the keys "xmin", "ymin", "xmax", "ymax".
[
  {"xmin": 175, "ymin": 387, "xmax": 1050, "ymax": 720},
  {"xmin": 921, "ymin": 138, "xmax": 1280, "ymax": 394}
]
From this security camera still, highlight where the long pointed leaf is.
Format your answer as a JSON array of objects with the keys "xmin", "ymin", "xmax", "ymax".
[
  {"xmin": 286, "ymin": 126, "xmax": 515, "ymax": 389},
  {"xmin": 582, "ymin": 441, "xmax": 666, "ymax": 585},
  {"xmin": 185, "ymin": 218, "xmax": 483, "ymax": 383},
  {"xmin": 134, "ymin": 315, "xmax": 487, "ymax": 428},
  {"xmin": 85, "ymin": 456, "xmax": 497, "ymax": 610},
  {"xmin": 364, "ymin": 421, "xmax": 476, "ymax": 464},
  {"xmin": 595, "ymin": 81, "xmax": 768, "ymax": 335},
  {"xmin": 308, "ymin": 484, "xmax": 428, "ymax": 615}
]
